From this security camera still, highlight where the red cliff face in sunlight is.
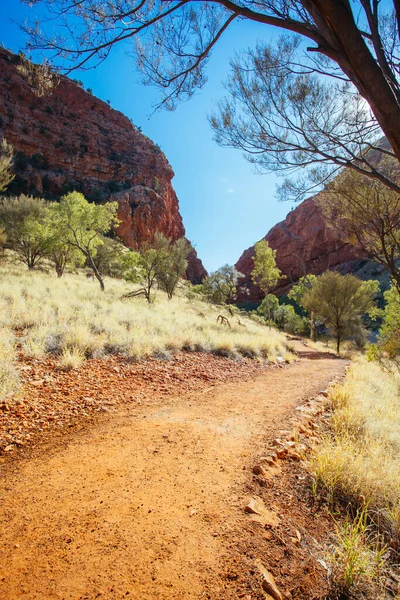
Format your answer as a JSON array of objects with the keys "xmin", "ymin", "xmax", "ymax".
[
  {"xmin": 235, "ymin": 197, "xmax": 364, "ymax": 301},
  {"xmin": 0, "ymin": 48, "xmax": 206, "ymax": 283}
]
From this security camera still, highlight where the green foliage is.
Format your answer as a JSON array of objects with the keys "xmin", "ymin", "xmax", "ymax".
[
  {"xmin": 152, "ymin": 176, "xmax": 161, "ymax": 193},
  {"xmin": 156, "ymin": 236, "xmax": 191, "ymax": 299},
  {"xmin": 122, "ymin": 234, "xmax": 170, "ymax": 303},
  {"xmin": 274, "ymin": 304, "xmax": 309, "ymax": 335},
  {"xmin": 252, "ymin": 241, "xmax": 281, "ymax": 326},
  {"xmin": 89, "ymin": 236, "xmax": 126, "ymax": 278},
  {"xmin": 379, "ymin": 287, "xmax": 400, "ymax": 357},
  {"xmin": 202, "ymin": 265, "xmax": 241, "ymax": 305},
  {"xmin": 252, "ymin": 240, "xmax": 281, "ymax": 296},
  {"xmin": 330, "ymin": 508, "xmax": 387, "ymax": 596},
  {"xmin": 121, "ymin": 234, "xmax": 190, "ymax": 302},
  {"xmin": 257, "ymin": 295, "xmax": 309, "ymax": 335},
  {"xmin": 368, "ymin": 286, "xmax": 400, "ymax": 371},
  {"xmin": 289, "ymin": 274, "xmax": 318, "ymax": 340},
  {"xmin": 0, "ymin": 195, "xmax": 51, "ymax": 269},
  {"xmin": 51, "ymin": 191, "xmax": 119, "ymax": 290},
  {"xmin": 257, "ymin": 294, "xmax": 279, "ymax": 322},
  {"xmin": 302, "ymin": 271, "xmax": 378, "ymax": 353},
  {"xmin": 318, "ymin": 167, "xmax": 400, "ymax": 293},
  {"xmin": 0, "ymin": 138, "xmax": 14, "ymax": 193},
  {"xmin": 45, "ymin": 202, "xmax": 84, "ymax": 277},
  {"xmin": 120, "ymin": 249, "xmax": 143, "ymax": 284},
  {"xmin": 288, "ymin": 274, "xmax": 317, "ymax": 309}
]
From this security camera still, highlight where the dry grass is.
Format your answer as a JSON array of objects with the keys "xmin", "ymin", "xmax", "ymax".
[
  {"xmin": 311, "ymin": 357, "xmax": 400, "ymax": 598},
  {"xmin": 312, "ymin": 359, "xmax": 400, "ymax": 537},
  {"xmin": 0, "ymin": 327, "xmax": 20, "ymax": 399},
  {"xmin": 311, "ymin": 357, "xmax": 400, "ymax": 596},
  {"xmin": 0, "ymin": 260, "xmax": 293, "ymax": 387},
  {"xmin": 328, "ymin": 507, "xmax": 387, "ymax": 597},
  {"xmin": 306, "ymin": 337, "xmax": 359, "ymax": 359}
]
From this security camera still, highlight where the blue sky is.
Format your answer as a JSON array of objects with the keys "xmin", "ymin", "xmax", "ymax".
[{"xmin": 0, "ymin": 1, "xmax": 297, "ymax": 272}]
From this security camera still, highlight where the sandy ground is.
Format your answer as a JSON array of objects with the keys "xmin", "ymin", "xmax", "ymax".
[{"xmin": 0, "ymin": 343, "xmax": 347, "ymax": 600}]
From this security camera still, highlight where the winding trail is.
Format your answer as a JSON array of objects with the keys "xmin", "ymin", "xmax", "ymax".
[{"xmin": 0, "ymin": 344, "xmax": 346, "ymax": 600}]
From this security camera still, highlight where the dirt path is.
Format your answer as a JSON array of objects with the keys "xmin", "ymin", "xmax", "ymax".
[{"xmin": 0, "ymin": 345, "xmax": 347, "ymax": 600}]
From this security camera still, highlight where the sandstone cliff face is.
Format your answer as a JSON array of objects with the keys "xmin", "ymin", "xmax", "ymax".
[
  {"xmin": 235, "ymin": 197, "xmax": 364, "ymax": 301},
  {"xmin": 0, "ymin": 48, "xmax": 206, "ymax": 283}
]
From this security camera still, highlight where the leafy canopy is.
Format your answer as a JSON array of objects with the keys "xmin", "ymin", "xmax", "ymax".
[
  {"xmin": 317, "ymin": 167, "xmax": 400, "ymax": 293},
  {"xmin": 202, "ymin": 264, "xmax": 241, "ymax": 305},
  {"xmin": 0, "ymin": 195, "xmax": 51, "ymax": 269},
  {"xmin": 302, "ymin": 271, "xmax": 378, "ymax": 353},
  {"xmin": 52, "ymin": 191, "xmax": 119, "ymax": 290},
  {"xmin": 252, "ymin": 240, "xmax": 281, "ymax": 295}
]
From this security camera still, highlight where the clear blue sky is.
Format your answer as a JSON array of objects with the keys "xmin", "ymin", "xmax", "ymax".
[{"xmin": 0, "ymin": 1, "xmax": 296, "ymax": 272}]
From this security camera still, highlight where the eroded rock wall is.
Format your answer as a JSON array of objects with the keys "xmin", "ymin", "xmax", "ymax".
[
  {"xmin": 0, "ymin": 48, "xmax": 206, "ymax": 282},
  {"xmin": 235, "ymin": 197, "xmax": 364, "ymax": 301}
]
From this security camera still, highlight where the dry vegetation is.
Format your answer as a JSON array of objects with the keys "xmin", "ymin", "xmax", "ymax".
[
  {"xmin": 0, "ymin": 259, "xmax": 292, "ymax": 399},
  {"xmin": 311, "ymin": 358, "xmax": 400, "ymax": 596}
]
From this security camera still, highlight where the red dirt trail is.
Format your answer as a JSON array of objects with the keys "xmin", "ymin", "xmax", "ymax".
[{"xmin": 0, "ymin": 342, "xmax": 347, "ymax": 600}]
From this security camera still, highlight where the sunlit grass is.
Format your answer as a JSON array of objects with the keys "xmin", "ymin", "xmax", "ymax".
[
  {"xmin": 0, "ymin": 259, "xmax": 292, "ymax": 383},
  {"xmin": 309, "ymin": 358, "xmax": 399, "ymax": 596},
  {"xmin": 311, "ymin": 358, "xmax": 400, "ymax": 541}
]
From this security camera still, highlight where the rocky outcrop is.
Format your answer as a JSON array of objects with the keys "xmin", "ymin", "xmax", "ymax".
[
  {"xmin": 0, "ymin": 48, "xmax": 206, "ymax": 282},
  {"xmin": 235, "ymin": 197, "xmax": 364, "ymax": 301}
]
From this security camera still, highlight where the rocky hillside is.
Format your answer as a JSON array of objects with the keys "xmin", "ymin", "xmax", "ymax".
[
  {"xmin": 0, "ymin": 48, "xmax": 206, "ymax": 283},
  {"xmin": 236, "ymin": 196, "xmax": 365, "ymax": 302}
]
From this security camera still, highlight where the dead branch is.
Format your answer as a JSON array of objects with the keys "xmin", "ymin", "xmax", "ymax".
[{"xmin": 217, "ymin": 315, "xmax": 231, "ymax": 328}]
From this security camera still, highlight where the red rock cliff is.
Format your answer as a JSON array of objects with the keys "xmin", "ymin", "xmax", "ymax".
[
  {"xmin": 235, "ymin": 197, "xmax": 364, "ymax": 301},
  {"xmin": 0, "ymin": 48, "xmax": 206, "ymax": 283}
]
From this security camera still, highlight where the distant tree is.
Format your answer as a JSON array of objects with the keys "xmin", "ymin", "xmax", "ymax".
[
  {"xmin": 50, "ymin": 241, "xmax": 84, "ymax": 278},
  {"xmin": 257, "ymin": 294, "xmax": 308, "ymax": 334},
  {"xmin": 202, "ymin": 265, "xmax": 242, "ymax": 305},
  {"xmin": 257, "ymin": 294, "xmax": 279, "ymax": 324},
  {"xmin": 274, "ymin": 304, "xmax": 307, "ymax": 335},
  {"xmin": 89, "ymin": 236, "xmax": 126, "ymax": 278},
  {"xmin": 122, "ymin": 233, "xmax": 170, "ymax": 303},
  {"xmin": 120, "ymin": 248, "xmax": 143, "ymax": 283},
  {"xmin": 317, "ymin": 167, "xmax": 400, "ymax": 294},
  {"xmin": 302, "ymin": 271, "xmax": 378, "ymax": 354},
  {"xmin": 156, "ymin": 236, "xmax": 191, "ymax": 299},
  {"xmin": 0, "ymin": 138, "xmax": 14, "ymax": 193},
  {"xmin": 252, "ymin": 240, "xmax": 281, "ymax": 326},
  {"xmin": 52, "ymin": 191, "xmax": 119, "ymax": 290},
  {"xmin": 0, "ymin": 195, "xmax": 51, "ymax": 269},
  {"xmin": 45, "ymin": 202, "xmax": 84, "ymax": 277},
  {"xmin": 289, "ymin": 274, "xmax": 318, "ymax": 341},
  {"xmin": 370, "ymin": 286, "xmax": 400, "ymax": 371}
]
